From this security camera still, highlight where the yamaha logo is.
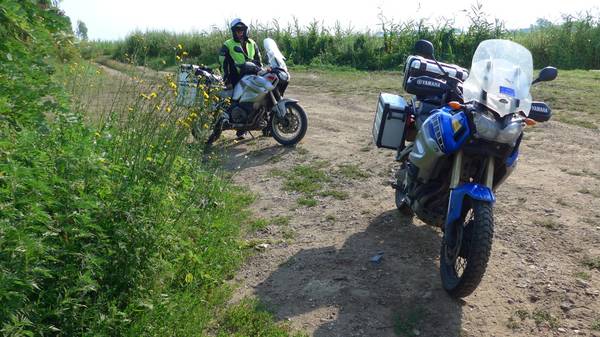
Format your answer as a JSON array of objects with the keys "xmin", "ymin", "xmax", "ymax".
[
  {"xmin": 417, "ymin": 79, "xmax": 441, "ymax": 88},
  {"xmin": 531, "ymin": 105, "xmax": 548, "ymax": 113}
]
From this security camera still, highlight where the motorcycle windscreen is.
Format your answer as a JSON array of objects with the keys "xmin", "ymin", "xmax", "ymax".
[
  {"xmin": 462, "ymin": 39, "xmax": 533, "ymax": 117},
  {"xmin": 263, "ymin": 38, "xmax": 287, "ymax": 71}
]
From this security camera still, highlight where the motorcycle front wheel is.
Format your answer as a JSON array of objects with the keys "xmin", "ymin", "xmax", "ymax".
[
  {"xmin": 440, "ymin": 199, "xmax": 494, "ymax": 298},
  {"xmin": 271, "ymin": 102, "xmax": 307, "ymax": 147}
]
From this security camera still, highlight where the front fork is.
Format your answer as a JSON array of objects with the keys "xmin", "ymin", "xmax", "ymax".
[
  {"xmin": 449, "ymin": 150, "xmax": 495, "ymax": 190},
  {"xmin": 445, "ymin": 151, "xmax": 495, "ymax": 245}
]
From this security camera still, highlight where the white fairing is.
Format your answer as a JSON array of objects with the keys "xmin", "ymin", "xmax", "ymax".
[
  {"xmin": 463, "ymin": 40, "xmax": 533, "ymax": 117},
  {"xmin": 233, "ymin": 75, "xmax": 275, "ymax": 103},
  {"xmin": 263, "ymin": 38, "xmax": 287, "ymax": 71}
]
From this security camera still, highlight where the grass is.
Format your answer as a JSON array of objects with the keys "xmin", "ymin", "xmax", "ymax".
[
  {"xmin": 298, "ymin": 197, "xmax": 318, "ymax": 207},
  {"xmin": 293, "ymin": 69, "xmax": 403, "ymax": 98},
  {"xmin": 337, "ymin": 164, "xmax": 370, "ymax": 180},
  {"xmin": 575, "ymin": 271, "xmax": 591, "ymax": 280},
  {"xmin": 272, "ymin": 215, "xmax": 292, "ymax": 227},
  {"xmin": 531, "ymin": 309, "xmax": 559, "ymax": 329},
  {"xmin": 320, "ymin": 189, "xmax": 350, "ymax": 200},
  {"xmin": 507, "ymin": 309, "xmax": 529, "ymax": 330},
  {"xmin": 273, "ymin": 161, "xmax": 355, "ymax": 207},
  {"xmin": 250, "ymin": 218, "xmax": 270, "ymax": 231},
  {"xmin": 282, "ymin": 163, "xmax": 331, "ymax": 195},
  {"xmin": 592, "ymin": 319, "xmax": 600, "ymax": 331},
  {"xmin": 531, "ymin": 69, "xmax": 600, "ymax": 129},
  {"xmin": 508, "ymin": 308, "xmax": 560, "ymax": 331},
  {"xmin": 533, "ymin": 217, "xmax": 561, "ymax": 231},
  {"xmin": 394, "ymin": 306, "xmax": 428, "ymax": 337},
  {"xmin": 281, "ymin": 227, "xmax": 296, "ymax": 240},
  {"xmin": 515, "ymin": 309, "xmax": 530, "ymax": 321},
  {"xmin": 215, "ymin": 298, "xmax": 307, "ymax": 337},
  {"xmin": 582, "ymin": 256, "xmax": 600, "ymax": 271},
  {"xmin": 506, "ymin": 316, "xmax": 521, "ymax": 330}
]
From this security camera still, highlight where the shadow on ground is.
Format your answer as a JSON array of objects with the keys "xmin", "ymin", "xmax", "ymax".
[
  {"xmin": 210, "ymin": 135, "xmax": 297, "ymax": 171},
  {"xmin": 255, "ymin": 210, "xmax": 464, "ymax": 337}
]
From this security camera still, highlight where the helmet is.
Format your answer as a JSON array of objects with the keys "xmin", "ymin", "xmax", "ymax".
[{"xmin": 230, "ymin": 18, "xmax": 248, "ymax": 41}]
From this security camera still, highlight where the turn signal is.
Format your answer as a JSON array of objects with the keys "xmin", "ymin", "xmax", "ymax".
[
  {"xmin": 448, "ymin": 101, "xmax": 462, "ymax": 110},
  {"xmin": 525, "ymin": 118, "xmax": 537, "ymax": 126}
]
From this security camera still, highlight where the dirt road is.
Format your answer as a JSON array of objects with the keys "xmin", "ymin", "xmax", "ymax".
[{"xmin": 219, "ymin": 71, "xmax": 600, "ymax": 337}]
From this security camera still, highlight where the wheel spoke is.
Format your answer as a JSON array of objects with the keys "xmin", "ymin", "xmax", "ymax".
[{"xmin": 274, "ymin": 107, "xmax": 301, "ymax": 140}]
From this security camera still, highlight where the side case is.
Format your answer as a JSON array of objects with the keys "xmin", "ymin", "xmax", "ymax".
[
  {"xmin": 372, "ymin": 93, "xmax": 409, "ymax": 150},
  {"xmin": 176, "ymin": 64, "xmax": 199, "ymax": 107}
]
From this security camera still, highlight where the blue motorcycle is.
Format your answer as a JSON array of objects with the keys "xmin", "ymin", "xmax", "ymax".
[{"xmin": 372, "ymin": 39, "xmax": 557, "ymax": 297}]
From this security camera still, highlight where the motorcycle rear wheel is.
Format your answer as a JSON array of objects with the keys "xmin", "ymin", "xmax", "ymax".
[
  {"xmin": 205, "ymin": 117, "xmax": 224, "ymax": 146},
  {"xmin": 440, "ymin": 200, "xmax": 494, "ymax": 298},
  {"xmin": 394, "ymin": 167, "xmax": 413, "ymax": 216},
  {"xmin": 271, "ymin": 102, "xmax": 307, "ymax": 147}
]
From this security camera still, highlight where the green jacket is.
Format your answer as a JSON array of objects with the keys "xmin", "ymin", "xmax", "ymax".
[{"xmin": 219, "ymin": 38, "xmax": 262, "ymax": 86}]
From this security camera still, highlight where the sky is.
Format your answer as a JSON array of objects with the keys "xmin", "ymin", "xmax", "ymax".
[{"xmin": 60, "ymin": 0, "xmax": 600, "ymax": 41}]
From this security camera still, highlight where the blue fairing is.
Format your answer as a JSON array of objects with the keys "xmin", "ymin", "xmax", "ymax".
[
  {"xmin": 446, "ymin": 183, "xmax": 496, "ymax": 226},
  {"xmin": 506, "ymin": 148, "xmax": 519, "ymax": 167},
  {"xmin": 426, "ymin": 107, "xmax": 471, "ymax": 155}
]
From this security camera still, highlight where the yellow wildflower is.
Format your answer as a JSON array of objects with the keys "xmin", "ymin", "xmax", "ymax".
[
  {"xmin": 140, "ymin": 93, "xmax": 149, "ymax": 100},
  {"xmin": 185, "ymin": 273, "xmax": 193, "ymax": 283},
  {"xmin": 177, "ymin": 44, "xmax": 183, "ymax": 50},
  {"xmin": 169, "ymin": 81, "xmax": 177, "ymax": 89},
  {"xmin": 128, "ymin": 107, "xmax": 134, "ymax": 112},
  {"xmin": 176, "ymin": 55, "xmax": 181, "ymax": 61},
  {"xmin": 182, "ymin": 51, "xmax": 188, "ymax": 56},
  {"xmin": 166, "ymin": 106, "xmax": 172, "ymax": 113},
  {"xmin": 161, "ymin": 60, "xmax": 166, "ymax": 65},
  {"xmin": 149, "ymin": 92, "xmax": 157, "ymax": 99},
  {"xmin": 203, "ymin": 92, "xmax": 209, "ymax": 99},
  {"xmin": 203, "ymin": 123, "xmax": 209, "ymax": 129}
]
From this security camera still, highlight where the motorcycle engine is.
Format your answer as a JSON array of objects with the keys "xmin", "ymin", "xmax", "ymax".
[{"xmin": 229, "ymin": 102, "xmax": 253, "ymax": 123}]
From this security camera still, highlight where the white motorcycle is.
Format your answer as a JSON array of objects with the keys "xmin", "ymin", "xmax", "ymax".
[{"xmin": 203, "ymin": 38, "xmax": 308, "ymax": 146}]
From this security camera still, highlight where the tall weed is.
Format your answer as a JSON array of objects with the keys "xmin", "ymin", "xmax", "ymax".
[{"xmin": 97, "ymin": 6, "xmax": 600, "ymax": 71}]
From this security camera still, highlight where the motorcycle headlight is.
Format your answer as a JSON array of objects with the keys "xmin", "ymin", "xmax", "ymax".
[
  {"xmin": 496, "ymin": 118, "xmax": 524, "ymax": 145},
  {"xmin": 473, "ymin": 113, "xmax": 523, "ymax": 146},
  {"xmin": 473, "ymin": 112, "xmax": 499, "ymax": 140},
  {"xmin": 277, "ymin": 70, "xmax": 289, "ymax": 82}
]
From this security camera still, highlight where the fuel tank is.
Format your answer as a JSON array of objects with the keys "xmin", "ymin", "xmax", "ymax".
[{"xmin": 408, "ymin": 108, "xmax": 470, "ymax": 182}]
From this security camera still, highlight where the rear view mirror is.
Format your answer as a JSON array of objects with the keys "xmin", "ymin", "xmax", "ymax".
[
  {"xmin": 414, "ymin": 40, "xmax": 434, "ymax": 59},
  {"xmin": 532, "ymin": 66, "xmax": 558, "ymax": 85}
]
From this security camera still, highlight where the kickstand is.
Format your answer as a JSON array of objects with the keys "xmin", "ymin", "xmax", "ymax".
[{"xmin": 248, "ymin": 131, "xmax": 255, "ymax": 139}]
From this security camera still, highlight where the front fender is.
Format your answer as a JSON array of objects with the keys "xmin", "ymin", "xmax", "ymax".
[
  {"xmin": 446, "ymin": 183, "xmax": 495, "ymax": 226},
  {"xmin": 274, "ymin": 98, "xmax": 299, "ymax": 118}
]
